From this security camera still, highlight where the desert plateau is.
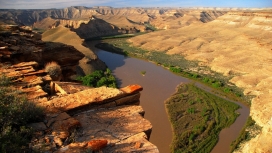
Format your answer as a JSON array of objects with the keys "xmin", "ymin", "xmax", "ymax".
[{"xmin": 0, "ymin": 1, "xmax": 272, "ymax": 153}]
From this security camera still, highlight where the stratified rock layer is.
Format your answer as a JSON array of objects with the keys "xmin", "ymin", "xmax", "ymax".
[
  {"xmin": 129, "ymin": 11, "xmax": 272, "ymax": 152},
  {"xmin": 0, "ymin": 25, "xmax": 158, "ymax": 152}
]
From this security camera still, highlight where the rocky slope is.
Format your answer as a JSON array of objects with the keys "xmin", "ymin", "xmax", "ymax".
[
  {"xmin": 0, "ymin": 25, "xmax": 158, "ymax": 152},
  {"xmin": 0, "ymin": 25, "xmax": 85, "ymax": 80},
  {"xmin": 42, "ymin": 26, "xmax": 106, "ymax": 75},
  {"xmin": 129, "ymin": 10, "xmax": 272, "ymax": 152}
]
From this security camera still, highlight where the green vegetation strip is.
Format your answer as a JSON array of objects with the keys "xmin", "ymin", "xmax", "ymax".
[
  {"xmin": 95, "ymin": 38, "xmax": 249, "ymax": 105},
  {"xmin": 0, "ymin": 75, "xmax": 44, "ymax": 152},
  {"xmin": 92, "ymin": 38, "xmax": 253, "ymax": 151},
  {"xmin": 165, "ymin": 83, "xmax": 240, "ymax": 153},
  {"xmin": 86, "ymin": 32, "xmax": 147, "ymax": 41}
]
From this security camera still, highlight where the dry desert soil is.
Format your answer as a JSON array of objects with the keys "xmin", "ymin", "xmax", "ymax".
[{"xmin": 128, "ymin": 11, "xmax": 272, "ymax": 152}]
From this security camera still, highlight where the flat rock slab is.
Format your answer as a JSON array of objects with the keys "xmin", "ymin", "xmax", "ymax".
[
  {"xmin": 39, "ymin": 86, "xmax": 124, "ymax": 112},
  {"xmin": 21, "ymin": 85, "xmax": 48, "ymax": 100},
  {"xmin": 73, "ymin": 105, "xmax": 152, "ymax": 144},
  {"xmin": 55, "ymin": 105, "xmax": 158, "ymax": 152},
  {"xmin": 103, "ymin": 132, "xmax": 159, "ymax": 153}
]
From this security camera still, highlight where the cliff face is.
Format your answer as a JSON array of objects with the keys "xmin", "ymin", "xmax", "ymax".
[
  {"xmin": 42, "ymin": 26, "xmax": 107, "ymax": 75},
  {"xmin": 0, "ymin": 26, "xmax": 158, "ymax": 152},
  {"xmin": 149, "ymin": 10, "xmax": 226, "ymax": 29},
  {"xmin": 1, "ymin": 7, "xmax": 225, "ymax": 36},
  {"xmin": 73, "ymin": 17, "xmax": 121, "ymax": 39},
  {"xmin": 129, "ymin": 10, "xmax": 272, "ymax": 152},
  {"xmin": 0, "ymin": 25, "xmax": 84, "ymax": 80}
]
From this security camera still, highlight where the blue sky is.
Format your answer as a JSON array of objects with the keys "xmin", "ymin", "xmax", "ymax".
[{"xmin": 0, "ymin": 0, "xmax": 271, "ymax": 9}]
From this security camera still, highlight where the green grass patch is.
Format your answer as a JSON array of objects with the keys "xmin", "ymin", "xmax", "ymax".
[{"xmin": 165, "ymin": 83, "xmax": 240, "ymax": 153}]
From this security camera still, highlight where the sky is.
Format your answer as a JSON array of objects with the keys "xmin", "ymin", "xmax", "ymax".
[{"xmin": 0, "ymin": 0, "xmax": 271, "ymax": 9}]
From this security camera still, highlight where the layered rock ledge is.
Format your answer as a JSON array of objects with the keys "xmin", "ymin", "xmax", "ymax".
[
  {"xmin": 0, "ymin": 60, "xmax": 158, "ymax": 152},
  {"xmin": 0, "ymin": 25, "xmax": 158, "ymax": 152}
]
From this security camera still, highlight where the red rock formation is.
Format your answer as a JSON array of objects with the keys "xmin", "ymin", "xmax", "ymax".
[
  {"xmin": 0, "ymin": 25, "xmax": 85, "ymax": 80},
  {"xmin": 87, "ymin": 139, "xmax": 108, "ymax": 151}
]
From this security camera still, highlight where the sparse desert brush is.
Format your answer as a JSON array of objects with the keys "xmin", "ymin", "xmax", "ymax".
[
  {"xmin": 0, "ymin": 74, "xmax": 44, "ymax": 152},
  {"xmin": 45, "ymin": 61, "xmax": 62, "ymax": 81}
]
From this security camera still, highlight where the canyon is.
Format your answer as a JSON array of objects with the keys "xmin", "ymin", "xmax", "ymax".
[
  {"xmin": 0, "ymin": 25, "xmax": 158, "ymax": 152},
  {"xmin": 1, "ymin": 6, "xmax": 272, "ymax": 152}
]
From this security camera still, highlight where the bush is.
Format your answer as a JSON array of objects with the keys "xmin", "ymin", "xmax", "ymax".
[
  {"xmin": 203, "ymin": 77, "xmax": 210, "ymax": 83},
  {"xmin": 0, "ymin": 75, "xmax": 44, "ymax": 152},
  {"xmin": 141, "ymin": 71, "xmax": 146, "ymax": 75},
  {"xmin": 224, "ymin": 87, "xmax": 232, "ymax": 93},
  {"xmin": 77, "ymin": 68, "xmax": 117, "ymax": 88},
  {"xmin": 170, "ymin": 67, "xmax": 182, "ymax": 73},
  {"xmin": 212, "ymin": 81, "xmax": 223, "ymax": 88},
  {"xmin": 235, "ymin": 92, "xmax": 242, "ymax": 97},
  {"xmin": 191, "ymin": 73, "xmax": 199, "ymax": 78},
  {"xmin": 45, "ymin": 61, "xmax": 62, "ymax": 81}
]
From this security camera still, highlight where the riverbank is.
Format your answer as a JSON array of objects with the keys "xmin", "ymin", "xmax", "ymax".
[
  {"xmin": 165, "ymin": 83, "xmax": 239, "ymax": 153},
  {"xmin": 92, "ymin": 38, "xmax": 256, "ymax": 152},
  {"xmin": 95, "ymin": 38, "xmax": 250, "ymax": 105}
]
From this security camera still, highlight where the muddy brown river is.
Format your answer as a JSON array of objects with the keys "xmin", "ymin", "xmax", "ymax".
[{"xmin": 85, "ymin": 41, "xmax": 249, "ymax": 153}]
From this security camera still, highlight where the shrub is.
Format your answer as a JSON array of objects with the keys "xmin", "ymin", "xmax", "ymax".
[
  {"xmin": 0, "ymin": 75, "xmax": 44, "ymax": 152},
  {"xmin": 0, "ymin": 75, "xmax": 11, "ymax": 86},
  {"xmin": 77, "ymin": 68, "xmax": 117, "ymax": 88},
  {"xmin": 212, "ymin": 81, "xmax": 223, "ymax": 88},
  {"xmin": 191, "ymin": 73, "xmax": 199, "ymax": 78},
  {"xmin": 170, "ymin": 67, "xmax": 182, "ymax": 73},
  {"xmin": 224, "ymin": 87, "xmax": 232, "ymax": 93},
  {"xmin": 45, "ymin": 61, "xmax": 62, "ymax": 81},
  {"xmin": 141, "ymin": 71, "xmax": 146, "ymax": 75},
  {"xmin": 235, "ymin": 92, "xmax": 242, "ymax": 97},
  {"xmin": 124, "ymin": 51, "xmax": 129, "ymax": 56},
  {"xmin": 203, "ymin": 77, "xmax": 210, "ymax": 83}
]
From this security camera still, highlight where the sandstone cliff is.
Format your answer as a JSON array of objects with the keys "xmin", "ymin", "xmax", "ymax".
[
  {"xmin": 0, "ymin": 25, "xmax": 158, "ymax": 152},
  {"xmin": 129, "ymin": 10, "xmax": 272, "ymax": 152},
  {"xmin": 42, "ymin": 26, "xmax": 106, "ymax": 75},
  {"xmin": 1, "ymin": 7, "xmax": 225, "ymax": 36},
  {"xmin": 0, "ymin": 25, "xmax": 84, "ymax": 80}
]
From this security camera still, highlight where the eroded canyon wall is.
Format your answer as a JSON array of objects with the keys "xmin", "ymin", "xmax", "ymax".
[
  {"xmin": 0, "ymin": 7, "xmax": 225, "ymax": 36},
  {"xmin": 128, "ymin": 11, "xmax": 272, "ymax": 152}
]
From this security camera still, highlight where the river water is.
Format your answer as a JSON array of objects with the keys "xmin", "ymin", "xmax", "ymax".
[{"xmin": 85, "ymin": 41, "xmax": 249, "ymax": 153}]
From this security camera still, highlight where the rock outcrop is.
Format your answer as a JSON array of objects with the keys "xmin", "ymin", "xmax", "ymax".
[
  {"xmin": 42, "ymin": 26, "xmax": 107, "ymax": 75},
  {"xmin": 0, "ymin": 25, "xmax": 85, "ymax": 80},
  {"xmin": 0, "ymin": 25, "xmax": 158, "ymax": 152},
  {"xmin": 28, "ymin": 82, "xmax": 158, "ymax": 153},
  {"xmin": 73, "ymin": 17, "xmax": 122, "ymax": 39}
]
